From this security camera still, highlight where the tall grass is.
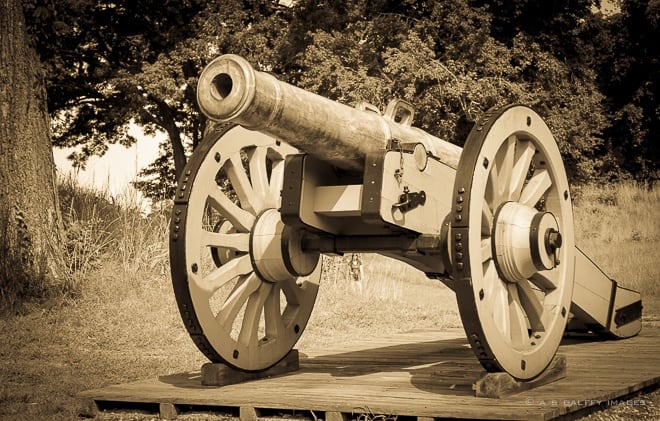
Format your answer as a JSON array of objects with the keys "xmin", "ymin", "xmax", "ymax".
[
  {"xmin": 572, "ymin": 182, "xmax": 660, "ymax": 296},
  {"xmin": 57, "ymin": 176, "xmax": 170, "ymax": 300}
]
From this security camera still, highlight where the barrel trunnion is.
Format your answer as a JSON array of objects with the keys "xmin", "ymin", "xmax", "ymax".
[{"xmin": 170, "ymin": 54, "xmax": 643, "ymax": 384}]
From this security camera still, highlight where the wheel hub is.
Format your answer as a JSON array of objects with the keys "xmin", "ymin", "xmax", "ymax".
[
  {"xmin": 493, "ymin": 202, "xmax": 561, "ymax": 283},
  {"xmin": 250, "ymin": 208, "xmax": 320, "ymax": 282}
]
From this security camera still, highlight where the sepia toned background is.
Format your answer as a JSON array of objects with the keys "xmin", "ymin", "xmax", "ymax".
[{"xmin": 1, "ymin": 0, "xmax": 658, "ymax": 419}]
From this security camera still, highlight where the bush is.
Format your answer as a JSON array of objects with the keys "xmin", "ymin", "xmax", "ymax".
[{"xmin": 57, "ymin": 176, "xmax": 170, "ymax": 281}]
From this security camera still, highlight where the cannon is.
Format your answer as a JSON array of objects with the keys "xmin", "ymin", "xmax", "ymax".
[{"xmin": 170, "ymin": 54, "xmax": 643, "ymax": 381}]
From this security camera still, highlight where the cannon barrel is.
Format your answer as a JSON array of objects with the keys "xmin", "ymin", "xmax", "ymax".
[{"xmin": 197, "ymin": 54, "xmax": 462, "ymax": 172}]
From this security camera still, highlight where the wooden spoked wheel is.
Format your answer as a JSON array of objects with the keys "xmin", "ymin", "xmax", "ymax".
[
  {"xmin": 170, "ymin": 125, "xmax": 322, "ymax": 371},
  {"xmin": 451, "ymin": 105, "xmax": 575, "ymax": 380}
]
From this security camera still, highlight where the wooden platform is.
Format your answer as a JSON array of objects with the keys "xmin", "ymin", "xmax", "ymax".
[{"xmin": 79, "ymin": 327, "xmax": 660, "ymax": 420}]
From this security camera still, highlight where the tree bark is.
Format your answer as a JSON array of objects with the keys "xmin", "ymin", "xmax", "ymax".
[
  {"xmin": 144, "ymin": 94, "xmax": 187, "ymax": 180},
  {"xmin": 0, "ymin": 0, "xmax": 67, "ymax": 303},
  {"xmin": 169, "ymin": 125, "xmax": 187, "ymax": 180}
]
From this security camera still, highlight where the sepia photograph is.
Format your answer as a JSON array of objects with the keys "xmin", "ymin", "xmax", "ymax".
[{"xmin": 0, "ymin": 1, "xmax": 658, "ymax": 420}]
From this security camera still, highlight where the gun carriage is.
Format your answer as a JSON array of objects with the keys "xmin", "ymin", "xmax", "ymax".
[{"xmin": 169, "ymin": 55, "xmax": 642, "ymax": 382}]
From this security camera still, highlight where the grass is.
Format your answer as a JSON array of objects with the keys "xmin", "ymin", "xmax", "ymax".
[
  {"xmin": 300, "ymin": 254, "xmax": 459, "ymax": 349},
  {"xmin": 573, "ymin": 182, "xmax": 660, "ymax": 297},
  {"xmin": 0, "ymin": 180, "xmax": 658, "ymax": 419}
]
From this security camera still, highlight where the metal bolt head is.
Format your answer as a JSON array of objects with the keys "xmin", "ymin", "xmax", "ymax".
[{"xmin": 545, "ymin": 229, "xmax": 563, "ymax": 252}]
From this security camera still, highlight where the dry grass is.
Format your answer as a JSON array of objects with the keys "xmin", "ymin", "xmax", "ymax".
[
  {"xmin": 573, "ymin": 182, "xmax": 660, "ymax": 297},
  {"xmin": 299, "ymin": 254, "xmax": 459, "ymax": 349},
  {"xmin": 0, "ymin": 181, "xmax": 657, "ymax": 419}
]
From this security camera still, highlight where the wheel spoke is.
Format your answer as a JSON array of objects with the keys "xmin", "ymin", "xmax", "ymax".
[
  {"xmin": 519, "ymin": 168, "xmax": 551, "ymax": 207},
  {"xmin": 248, "ymin": 147, "xmax": 272, "ymax": 207},
  {"xmin": 269, "ymin": 159, "xmax": 285, "ymax": 207},
  {"xmin": 485, "ymin": 162, "xmax": 499, "ymax": 211},
  {"xmin": 281, "ymin": 278, "xmax": 302, "ymax": 306},
  {"xmin": 509, "ymin": 140, "xmax": 535, "ymax": 201},
  {"xmin": 481, "ymin": 200, "xmax": 493, "ymax": 236},
  {"xmin": 215, "ymin": 273, "xmax": 261, "ymax": 326},
  {"xmin": 237, "ymin": 282, "xmax": 272, "ymax": 348},
  {"xmin": 517, "ymin": 280, "xmax": 545, "ymax": 332},
  {"xmin": 530, "ymin": 268, "xmax": 559, "ymax": 291},
  {"xmin": 264, "ymin": 284, "xmax": 285, "ymax": 339},
  {"xmin": 485, "ymin": 262, "xmax": 510, "ymax": 337},
  {"xmin": 493, "ymin": 279, "xmax": 510, "ymax": 339},
  {"xmin": 199, "ymin": 255, "xmax": 253, "ymax": 295},
  {"xmin": 507, "ymin": 284, "xmax": 530, "ymax": 348},
  {"xmin": 483, "ymin": 260, "xmax": 498, "ymax": 302},
  {"xmin": 226, "ymin": 153, "xmax": 264, "ymax": 214},
  {"xmin": 496, "ymin": 135, "xmax": 516, "ymax": 202},
  {"xmin": 481, "ymin": 237, "xmax": 492, "ymax": 262},
  {"xmin": 202, "ymin": 231, "xmax": 250, "ymax": 252},
  {"xmin": 208, "ymin": 187, "xmax": 255, "ymax": 232}
]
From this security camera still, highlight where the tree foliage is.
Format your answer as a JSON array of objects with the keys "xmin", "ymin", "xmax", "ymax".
[
  {"xmin": 282, "ymin": 0, "xmax": 609, "ymax": 181},
  {"xmin": 24, "ymin": 0, "xmax": 207, "ymax": 167},
  {"xmin": 26, "ymin": 0, "xmax": 293, "ymax": 200},
  {"xmin": 596, "ymin": 0, "xmax": 659, "ymax": 181},
  {"xmin": 32, "ymin": 0, "xmax": 658, "ymax": 203}
]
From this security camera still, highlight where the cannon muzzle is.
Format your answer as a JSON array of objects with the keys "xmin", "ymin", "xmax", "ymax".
[{"xmin": 197, "ymin": 54, "xmax": 461, "ymax": 172}]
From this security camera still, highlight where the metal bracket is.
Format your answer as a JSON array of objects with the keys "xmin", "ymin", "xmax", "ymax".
[
  {"xmin": 392, "ymin": 187, "xmax": 426, "ymax": 214},
  {"xmin": 384, "ymin": 99, "xmax": 415, "ymax": 126},
  {"xmin": 614, "ymin": 300, "xmax": 643, "ymax": 328}
]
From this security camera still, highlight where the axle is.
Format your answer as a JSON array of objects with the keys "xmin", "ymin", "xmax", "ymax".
[{"xmin": 197, "ymin": 54, "xmax": 463, "ymax": 172}]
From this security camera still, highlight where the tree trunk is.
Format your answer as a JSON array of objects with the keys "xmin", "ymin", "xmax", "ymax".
[
  {"xmin": 169, "ymin": 125, "xmax": 187, "ymax": 180},
  {"xmin": 0, "ymin": 0, "xmax": 67, "ymax": 304}
]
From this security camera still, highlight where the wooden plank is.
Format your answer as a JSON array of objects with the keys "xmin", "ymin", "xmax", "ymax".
[
  {"xmin": 313, "ymin": 185, "xmax": 362, "ymax": 217},
  {"xmin": 79, "ymin": 327, "xmax": 660, "ymax": 420},
  {"xmin": 570, "ymin": 250, "xmax": 612, "ymax": 327},
  {"xmin": 159, "ymin": 402, "xmax": 178, "ymax": 420},
  {"xmin": 240, "ymin": 406, "xmax": 258, "ymax": 421},
  {"xmin": 325, "ymin": 411, "xmax": 347, "ymax": 421},
  {"xmin": 202, "ymin": 349, "xmax": 299, "ymax": 386},
  {"xmin": 474, "ymin": 355, "xmax": 566, "ymax": 398}
]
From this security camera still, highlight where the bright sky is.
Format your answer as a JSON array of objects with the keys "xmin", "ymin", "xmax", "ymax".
[{"xmin": 53, "ymin": 125, "xmax": 162, "ymax": 198}]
